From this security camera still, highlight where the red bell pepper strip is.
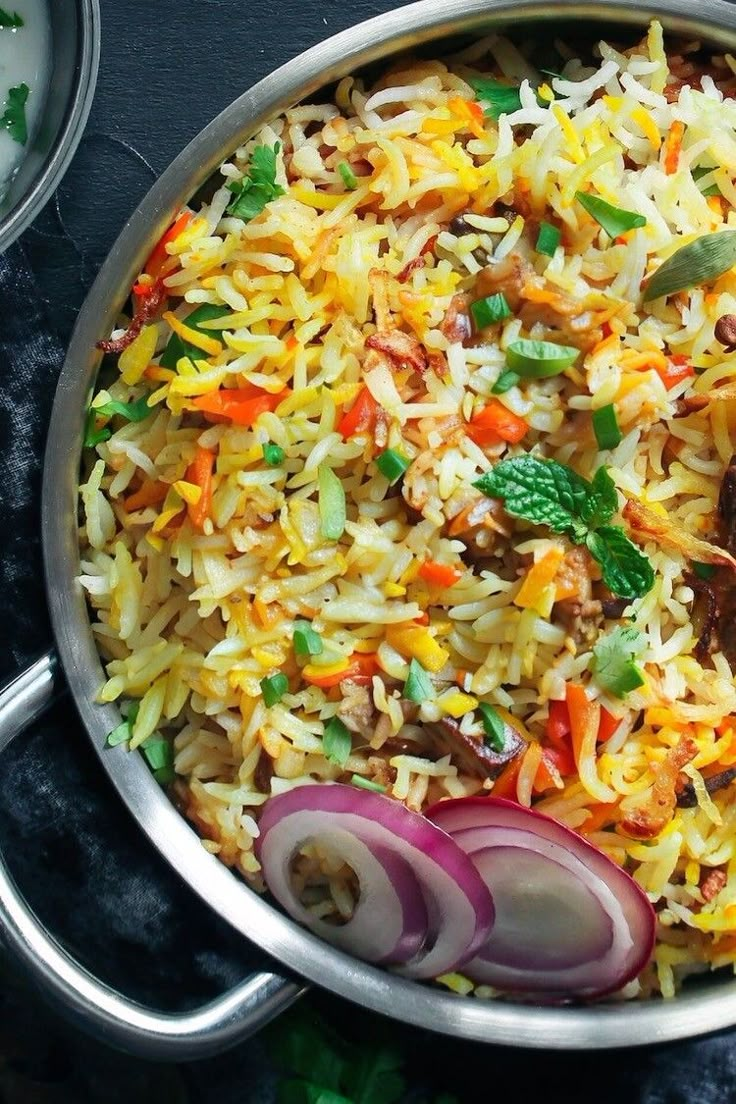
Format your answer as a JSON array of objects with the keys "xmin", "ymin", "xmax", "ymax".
[
  {"xmin": 192, "ymin": 386, "xmax": 288, "ymax": 426},
  {"xmin": 467, "ymin": 399, "xmax": 528, "ymax": 446},
  {"xmin": 337, "ymin": 386, "xmax": 380, "ymax": 439},
  {"xmin": 145, "ymin": 211, "xmax": 193, "ymax": 279},
  {"xmin": 655, "ymin": 354, "xmax": 694, "ymax": 390},
  {"xmin": 418, "ymin": 561, "xmax": 462, "ymax": 588}
]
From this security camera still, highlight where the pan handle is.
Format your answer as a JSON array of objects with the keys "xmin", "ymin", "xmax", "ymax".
[{"xmin": 0, "ymin": 653, "xmax": 304, "ymax": 1059}]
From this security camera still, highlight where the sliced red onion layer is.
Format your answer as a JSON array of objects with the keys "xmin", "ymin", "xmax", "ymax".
[
  {"xmin": 256, "ymin": 783, "xmax": 494, "ymax": 978},
  {"xmin": 426, "ymin": 796, "xmax": 655, "ymax": 1000}
]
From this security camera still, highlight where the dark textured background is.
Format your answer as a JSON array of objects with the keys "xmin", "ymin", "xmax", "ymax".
[{"xmin": 1, "ymin": 0, "xmax": 736, "ymax": 1099}]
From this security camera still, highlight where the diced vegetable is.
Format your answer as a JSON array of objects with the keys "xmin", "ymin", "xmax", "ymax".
[
  {"xmin": 337, "ymin": 386, "xmax": 379, "ymax": 439},
  {"xmin": 404, "ymin": 658, "xmax": 434, "ymax": 702},
  {"xmin": 376, "ymin": 449, "xmax": 411, "ymax": 484},
  {"xmin": 293, "ymin": 620, "xmax": 323, "ymax": 657},
  {"xmin": 536, "ymin": 221, "xmax": 561, "ymax": 256},
  {"xmin": 318, "ymin": 465, "xmax": 347, "ymax": 540},
  {"xmin": 592, "ymin": 404, "xmax": 623, "ymax": 450},
  {"xmin": 388, "ymin": 625, "xmax": 449, "ymax": 673},
  {"xmin": 514, "ymin": 547, "xmax": 564, "ymax": 611},
  {"xmin": 492, "ymin": 370, "xmax": 520, "ymax": 394},
  {"xmin": 192, "ymin": 385, "xmax": 286, "ymax": 425},
  {"xmin": 470, "ymin": 293, "xmax": 512, "ymax": 328},
  {"xmin": 263, "ymin": 442, "xmax": 285, "ymax": 466},
  {"xmin": 338, "ymin": 161, "xmax": 358, "ymax": 190},
  {"xmin": 467, "ymin": 399, "xmax": 528, "ymax": 445},
  {"xmin": 477, "ymin": 703, "xmax": 505, "ymax": 752},
  {"xmin": 654, "ymin": 355, "xmax": 694, "ymax": 390},
  {"xmin": 418, "ymin": 561, "xmax": 462, "ymax": 588},
  {"xmin": 643, "ymin": 231, "xmax": 736, "ymax": 302},
  {"xmin": 575, "ymin": 191, "xmax": 646, "ymax": 238},
  {"xmin": 323, "ymin": 717, "xmax": 352, "ymax": 766},
  {"xmin": 505, "ymin": 338, "xmax": 579, "ymax": 378},
  {"xmin": 261, "ymin": 673, "xmax": 289, "ymax": 707},
  {"xmin": 106, "ymin": 703, "xmax": 140, "ymax": 747}
]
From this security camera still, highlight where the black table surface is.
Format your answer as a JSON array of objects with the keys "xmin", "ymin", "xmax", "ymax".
[{"xmin": 2, "ymin": 1, "xmax": 736, "ymax": 1100}]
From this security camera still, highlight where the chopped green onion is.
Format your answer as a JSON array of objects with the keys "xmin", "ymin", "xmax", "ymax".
[
  {"xmin": 351, "ymin": 774, "xmax": 387, "ymax": 793},
  {"xmin": 106, "ymin": 703, "xmax": 139, "ymax": 747},
  {"xmin": 141, "ymin": 737, "xmax": 173, "ymax": 772},
  {"xmin": 293, "ymin": 620, "xmax": 323, "ymax": 657},
  {"xmin": 153, "ymin": 766, "xmax": 176, "ymax": 785},
  {"xmin": 376, "ymin": 448, "xmax": 411, "ymax": 485},
  {"xmin": 94, "ymin": 395, "xmax": 153, "ymax": 423},
  {"xmin": 323, "ymin": 716, "xmax": 352, "ymax": 766},
  {"xmin": 575, "ymin": 191, "xmax": 646, "ymax": 238},
  {"xmin": 692, "ymin": 561, "xmax": 717, "ymax": 580},
  {"xmin": 643, "ymin": 231, "xmax": 736, "ymax": 302},
  {"xmin": 692, "ymin": 166, "xmax": 720, "ymax": 197},
  {"xmin": 505, "ymin": 338, "xmax": 579, "ymax": 378},
  {"xmin": 260, "ymin": 673, "xmax": 288, "ymax": 707},
  {"xmin": 338, "ymin": 161, "xmax": 358, "ymax": 190},
  {"xmin": 469, "ymin": 77, "xmax": 522, "ymax": 120},
  {"xmin": 403, "ymin": 659, "xmax": 433, "ymax": 703},
  {"xmin": 470, "ymin": 293, "xmax": 512, "ymax": 329},
  {"xmin": 536, "ymin": 221, "xmax": 561, "ymax": 257},
  {"xmin": 318, "ymin": 464, "xmax": 346, "ymax": 540},
  {"xmin": 492, "ymin": 370, "xmax": 520, "ymax": 395},
  {"xmin": 592, "ymin": 404, "xmax": 623, "ymax": 450},
  {"xmin": 477, "ymin": 703, "xmax": 506, "ymax": 753},
  {"xmin": 263, "ymin": 441, "xmax": 285, "ymax": 466}
]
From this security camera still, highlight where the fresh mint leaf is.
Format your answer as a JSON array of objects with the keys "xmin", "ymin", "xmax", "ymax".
[
  {"xmin": 0, "ymin": 8, "xmax": 23, "ymax": 27},
  {"xmin": 160, "ymin": 302, "xmax": 230, "ymax": 368},
  {"xmin": 0, "ymin": 81, "xmax": 28, "ymax": 144},
  {"xmin": 583, "ymin": 465, "xmax": 619, "ymax": 528},
  {"xmin": 592, "ymin": 625, "xmax": 645, "ymax": 698},
  {"xmin": 474, "ymin": 455, "xmax": 591, "ymax": 541},
  {"xmin": 227, "ymin": 141, "xmax": 285, "ymax": 221},
  {"xmin": 469, "ymin": 77, "xmax": 522, "ymax": 119},
  {"xmin": 586, "ymin": 525, "xmax": 655, "ymax": 600}
]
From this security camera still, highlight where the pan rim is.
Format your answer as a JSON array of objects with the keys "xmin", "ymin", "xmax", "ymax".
[{"xmin": 43, "ymin": 0, "xmax": 736, "ymax": 1047}]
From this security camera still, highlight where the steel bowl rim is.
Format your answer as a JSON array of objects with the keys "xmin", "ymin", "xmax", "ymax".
[
  {"xmin": 0, "ymin": 0, "xmax": 101, "ymax": 253},
  {"xmin": 43, "ymin": 0, "xmax": 736, "ymax": 1049}
]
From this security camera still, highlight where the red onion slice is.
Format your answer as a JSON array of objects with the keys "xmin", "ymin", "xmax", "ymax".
[
  {"xmin": 256, "ymin": 784, "xmax": 494, "ymax": 978},
  {"xmin": 426, "ymin": 797, "xmax": 655, "ymax": 999}
]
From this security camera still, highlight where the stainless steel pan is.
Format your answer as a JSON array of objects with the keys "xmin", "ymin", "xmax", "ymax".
[{"xmin": 3, "ymin": 0, "xmax": 736, "ymax": 1061}]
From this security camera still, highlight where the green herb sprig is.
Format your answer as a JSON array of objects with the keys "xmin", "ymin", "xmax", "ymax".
[
  {"xmin": 469, "ymin": 77, "xmax": 523, "ymax": 119},
  {"xmin": 474, "ymin": 456, "xmax": 654, "ymax": 599},
  {"xmin": 0, "ymin": 8, "xmax": 23, "ymax": 27},
  {"xmin": 227, "ymin": 142, "xmax": 285, "ymax": 221},
  {"xmin": 1, "ymin": 82, "xmax": 28, "ymax": 145}
]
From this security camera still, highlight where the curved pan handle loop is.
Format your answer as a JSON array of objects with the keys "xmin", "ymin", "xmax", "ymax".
[{"xmin": 0, "ymin": 653, "xmax": 304, "ymax": 1060}]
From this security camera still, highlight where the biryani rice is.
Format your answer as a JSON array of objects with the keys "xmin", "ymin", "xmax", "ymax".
[{"xmin": 80, "ymin": 23, "xmax": 736, "ymax": 999}]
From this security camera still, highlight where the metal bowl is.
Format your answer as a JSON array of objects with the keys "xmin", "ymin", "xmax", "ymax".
[
  {"xmin": 2, "ymin": 0, "xmax": 736, "ymax": 1061},
  {"xmin": 0, "ymin": 0, "xmax": 100, "ymax": 253}
]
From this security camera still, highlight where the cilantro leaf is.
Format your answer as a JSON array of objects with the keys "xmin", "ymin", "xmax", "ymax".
[
  {"xmin": 592, "ymin": 625, "xmax": 645, "ymax": 698},
  {"xmin": 583, "ymin": 465, "xmax": 619, "ymax": 528},
  {"xmin": 586, "ymin": 526, "xmax": 655, "ymax": 600},
  {"xmin": 474, "ymin": 455, "xmax": 591, "ymax": 541},
  {"xmin": 227, "ymin": 142, "xmax": 285, "ymax": 221},
  {"xmin": 0, "ymin": 8, "xmax": 23, "ymax": 27},
  {"xmin": 469, "ymin": 77, "xmax": 522, "ymax": 120},
  {"xmin": 1, "ymin": 82, "xmax": 28, "ymax": 145}
]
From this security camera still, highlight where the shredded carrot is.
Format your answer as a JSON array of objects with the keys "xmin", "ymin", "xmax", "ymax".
[
  {"xmin": 663, "ymin": 120, "xmax": 685, "ymax": 175},
  {"xmin": 145, "ymin": 211, "xmax": 193, "ymax": 279},
  {"xmin": 123, "ymin": 480, "xmax": 168, "ymax": 513},
  {"xmin": 418, "ymin": 560, "xmax": 463, "ymax": 588},
  {"xmin": 185, "ymin": 447, "xmax": 215, "ymax": 531},
  {"xmin": 467, "ymin": 399, "xmax": 528, "ymax": 446}
]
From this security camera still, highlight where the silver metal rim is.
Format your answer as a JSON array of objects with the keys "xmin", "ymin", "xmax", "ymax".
[
  {"xmin": 43, "ymin": 0, "xmax": 736, "ymax": 1048},
  {"xmin": 0, "ymin": 0, "xmax": 101, "ymax": 253}
]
